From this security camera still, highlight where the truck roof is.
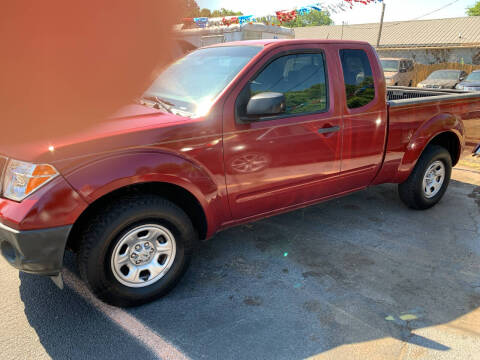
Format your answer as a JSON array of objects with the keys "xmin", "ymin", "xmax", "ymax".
[{"xmin": 204, "ymin": 39, "xmax": 372, "ymax": 49}]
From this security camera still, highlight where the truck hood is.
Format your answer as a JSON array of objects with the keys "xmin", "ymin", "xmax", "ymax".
[
  {"xmin": 419, "ymin": 79, "xmax": 458, "ymax": 88},
  {"xmin": 384, "ymin": 71, "xmax": 398, "ymax": 79},
  {"xmin": 0, "ymin": 104, "xmax": 195, "ymax": 164}
]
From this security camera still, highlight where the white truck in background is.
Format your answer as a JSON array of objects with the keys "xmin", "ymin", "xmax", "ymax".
[{"xmin": 381, "ymin": 58, "xmax": 416, "ymax": 87}]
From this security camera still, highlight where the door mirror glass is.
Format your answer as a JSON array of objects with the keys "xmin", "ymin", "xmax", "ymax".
[{"xmin": 247, "ymin": 92, "xmax": 286, "ymax": 116}]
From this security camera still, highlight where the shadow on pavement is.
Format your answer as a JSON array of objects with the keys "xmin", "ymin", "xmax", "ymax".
[
  {"xmin": 19, "ymin": 259, "xmax": 158, "ymax": 360},
  {"xmin": 21, "ymin": 182, "xmax": 480, "ymax": 359}
]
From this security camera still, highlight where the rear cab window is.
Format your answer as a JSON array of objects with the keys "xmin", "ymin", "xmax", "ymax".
[{"xmin": 340, "ymin": 49, "xmax": 376, "ymax": 109}]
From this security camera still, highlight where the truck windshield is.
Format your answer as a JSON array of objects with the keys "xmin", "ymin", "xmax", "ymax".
[
  {"xmin": 466, "ymin": 72, "xmax": 480, "ymax": 81},
  {"xmin": 380, "ymin": 60, "xmax": 399, "ymax": 72},
  {"xmin": 145, "ymin": 45, "xmax": 262, "ymax": 117},
  {"xmin": 427, "ymin": 71, "xmax": 460, "ymax": 80}
]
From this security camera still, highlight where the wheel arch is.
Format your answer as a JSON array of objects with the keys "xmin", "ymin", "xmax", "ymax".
[
  {"xmin": 67, "ymin": 181, "xmax": 209, "ymax": 253},
  {"xmin": 396, "ymin": 113, "xmax": 464, "ymax": 183},
  {"xmin": 428, "ymin": 131, "xmax": 461, "ymax": 166}
]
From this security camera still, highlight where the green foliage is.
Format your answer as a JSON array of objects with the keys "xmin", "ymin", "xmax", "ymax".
[
  {"xmin": 285, "ymin": 83, "xmax": 327, "ymax": 114},
  {"xmin": 254, "ymin": 16, "xmax": 278, "ymax": 25},
  {"xmin": 283, "ymin": 11, "xmax": 333, "ymax": 28},
  {"xmin": 199, "ymin": 8, "xmax": 212, "ymax": 17},
  {"xmin": 211, "ymin": 8, "xmax": 244, "ymax": 17},
  {"xmin": 180, "ymin": 1, "xmax": 242, "ymax": 18},
  {"xmin": 467, "ymin": 1, "xmax": 480, "ymax": 16},
  {"xmin": 251, "ymin": 83, "xmax": 327, "ymax": 115},
  {"xmin": 256, "ymin": 11, "xmax": 332, "ymax": 28},
  {"xmin": 345, "ymin": 77, "xmax": 375, "ymax": 109}
]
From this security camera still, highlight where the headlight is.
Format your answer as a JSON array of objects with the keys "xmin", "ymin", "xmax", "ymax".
[
  {"xmin": 456, "ymin": 84, "xmax": 464, "ymax": 90},
  {"xmin": 2, "ymin": 160, "xmax": 58, "ymax": 201}
]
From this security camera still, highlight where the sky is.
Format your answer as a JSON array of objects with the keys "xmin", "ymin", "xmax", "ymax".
[{"xmin": 196, "ymin": 0, "xmax": 476, "ymax": 24}]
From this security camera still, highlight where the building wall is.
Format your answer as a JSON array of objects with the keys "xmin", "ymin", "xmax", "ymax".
[{"xmin": 377, "ymin": 47, "xmax": 480, "ymax": 65}]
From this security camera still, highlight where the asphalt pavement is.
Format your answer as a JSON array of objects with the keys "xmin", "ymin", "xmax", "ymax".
[{"xmin": 1, "ymin": 166, "xmax": 479, "ymax": 360}]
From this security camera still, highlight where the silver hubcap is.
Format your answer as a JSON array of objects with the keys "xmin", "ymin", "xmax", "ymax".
[
  {"xmin": 422, "ymin": 161, "xmax": 445, "ymax": 198},
  {"xmin": 111, "ymin": 224, "xmax": 176, "ymax": 288}
]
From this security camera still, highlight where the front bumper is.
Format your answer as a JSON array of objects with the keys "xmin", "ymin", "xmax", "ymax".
[{"xmin": 0, "ymin": 222, "xmax": 71, "ymax": 276}]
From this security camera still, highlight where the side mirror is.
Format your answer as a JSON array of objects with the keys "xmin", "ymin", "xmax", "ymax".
[{"xmin": 247, "ymin": 92, "xmax": 286, "ymax": 117}]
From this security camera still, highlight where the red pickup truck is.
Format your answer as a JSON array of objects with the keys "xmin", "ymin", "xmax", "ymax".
[{"xmin": 1, "ymin": 40, "xmax": 479, "ymax": 307}]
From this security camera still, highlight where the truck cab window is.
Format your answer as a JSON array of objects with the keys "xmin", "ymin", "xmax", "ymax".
[
  {"xmin": 240, "ymin": 52, "xmax": 328, "ymax": 119},
  {"xmin": 340, "ymin": 49, "xmax": 376, "ymax": 109}
]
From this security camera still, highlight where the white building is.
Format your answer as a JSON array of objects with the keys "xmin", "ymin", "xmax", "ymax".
[{"xmin": 175, "ymin": 22, "xmax": 295, "ymax": 48}]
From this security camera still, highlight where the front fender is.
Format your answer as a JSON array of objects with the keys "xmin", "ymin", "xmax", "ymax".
[
  {"xmin": 396, "ymin": 113, "xmax": 464, "ymax": 183},
  {"xmin": 64, "ymin": 149, "xmax": 224, "ymax": 236}
]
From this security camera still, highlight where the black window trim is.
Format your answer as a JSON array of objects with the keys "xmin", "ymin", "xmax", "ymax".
[
  {"xmin": 339, "ymin": 48, "xmax": 377, "ymax": 111},
  {"xmin": 235, "ymin": 49, "xmax": 331, "ymax": 124}
]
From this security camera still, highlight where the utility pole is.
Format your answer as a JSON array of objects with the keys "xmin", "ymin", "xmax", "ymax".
[
  {"xmin": 341, "ymin": 21, "xmax": 344, "ymax": 39},
  {"xmin": 376, "ymin": 2, "xmax": 386, "ymax": 48}
]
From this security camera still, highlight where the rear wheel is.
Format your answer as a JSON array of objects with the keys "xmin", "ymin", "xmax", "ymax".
[
  {"xmin": 398, "ymin": 145, "xmax": 452, "ymax": 210},
  {"xmin": 77, "ymin": 195, "xmax": 196, "ymax": 307}
]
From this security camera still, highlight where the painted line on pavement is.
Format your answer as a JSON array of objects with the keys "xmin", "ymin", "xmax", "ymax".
[{"xmin": 63, "ymin": 269, "xmax": 190, "ymax": 360}]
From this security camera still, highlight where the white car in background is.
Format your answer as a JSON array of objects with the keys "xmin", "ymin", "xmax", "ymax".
[{"xmin": 418, "ymin": 70, "xmax": 467, "ymax": 89}]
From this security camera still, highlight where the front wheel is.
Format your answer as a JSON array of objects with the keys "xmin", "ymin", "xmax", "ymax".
[
  {"xmin": 398, "ymin": 145, "xmax": 452, "ymax": 210},
  {"xmin": 77, "ymin": 195, "xmax": 196, "ymax": 307}
]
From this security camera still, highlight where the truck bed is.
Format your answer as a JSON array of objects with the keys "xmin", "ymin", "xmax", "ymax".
[
  {"xmin": 387, "ymin": 86, "xmax": 480, "ymax": 104},
  {"xmin": 386, "ymin": 86, "xmax": 480, "ymax": 154}
]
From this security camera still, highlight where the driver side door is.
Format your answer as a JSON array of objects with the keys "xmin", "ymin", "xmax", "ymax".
[{"xmin": 222, "ymin": 48, "xmax": 343, "ymax": 220}]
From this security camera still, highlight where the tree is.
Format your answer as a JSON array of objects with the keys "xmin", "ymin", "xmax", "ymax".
[
  {"xmin": 199, "ymin": 8, "xmax": 212, "ymax": 17},
  {"xmin": 179, "ymin": 3, "xmax": 242, "ymax": 19},
  {"xmin": 180, "ymin": 0, "xmax": 200, "ymax": 18},
  {"xmin": 282, "ymin": 11, "xmax": 333, "ymax": 28},
  {"xmin": 257, "ymin": 11, "xmax": 332, "ymax": 27},
  {"xmin": 467, "ymin": 1, "xmax": 480, "ymax": 16},
  {"xmin": 211, "ymin": 8, "xmax": 243, "ymax": 17}
]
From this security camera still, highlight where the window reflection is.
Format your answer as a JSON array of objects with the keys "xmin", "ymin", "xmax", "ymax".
[
  {"xmin": 249, "ymin": 53, "xmax": 328, "ymax": 116},
  {"xmin": 340, "ymin": 49, "xmax": 376, "ymax": 109}
]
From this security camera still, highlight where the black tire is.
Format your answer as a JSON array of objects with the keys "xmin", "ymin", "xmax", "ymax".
[
  {"xmin": 77, "ymin": 194, "xmax": 196, "ymax": 307},
  {"xmin": 398, "ymin": 145, "xmax": 452, "ymax": 210}
]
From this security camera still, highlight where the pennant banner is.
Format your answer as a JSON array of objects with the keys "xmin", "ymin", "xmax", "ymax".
[
  {"xmin": 193, "ymin": 17, "xmax": 208, "ymax": 28},
  {"xmin": 276, "ymin": 10, "xmax": 297, "ymax": 24},
  {"xmin": 239, "ymin": 15, "xmax": 256, "ymax": 24},
  {"xmin": 182, "ymin": 0, "xmax": 382, "ymax": 28}
]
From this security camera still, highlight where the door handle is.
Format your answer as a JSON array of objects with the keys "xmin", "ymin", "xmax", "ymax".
[{"xmin": 318, "ymin": 126, "xmax": 340, "ymax": 134}]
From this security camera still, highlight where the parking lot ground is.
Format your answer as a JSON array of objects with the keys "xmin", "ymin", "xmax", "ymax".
[{"xmin": 1, "ymin": 158, "xmax": 479, "ymax": 360}]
